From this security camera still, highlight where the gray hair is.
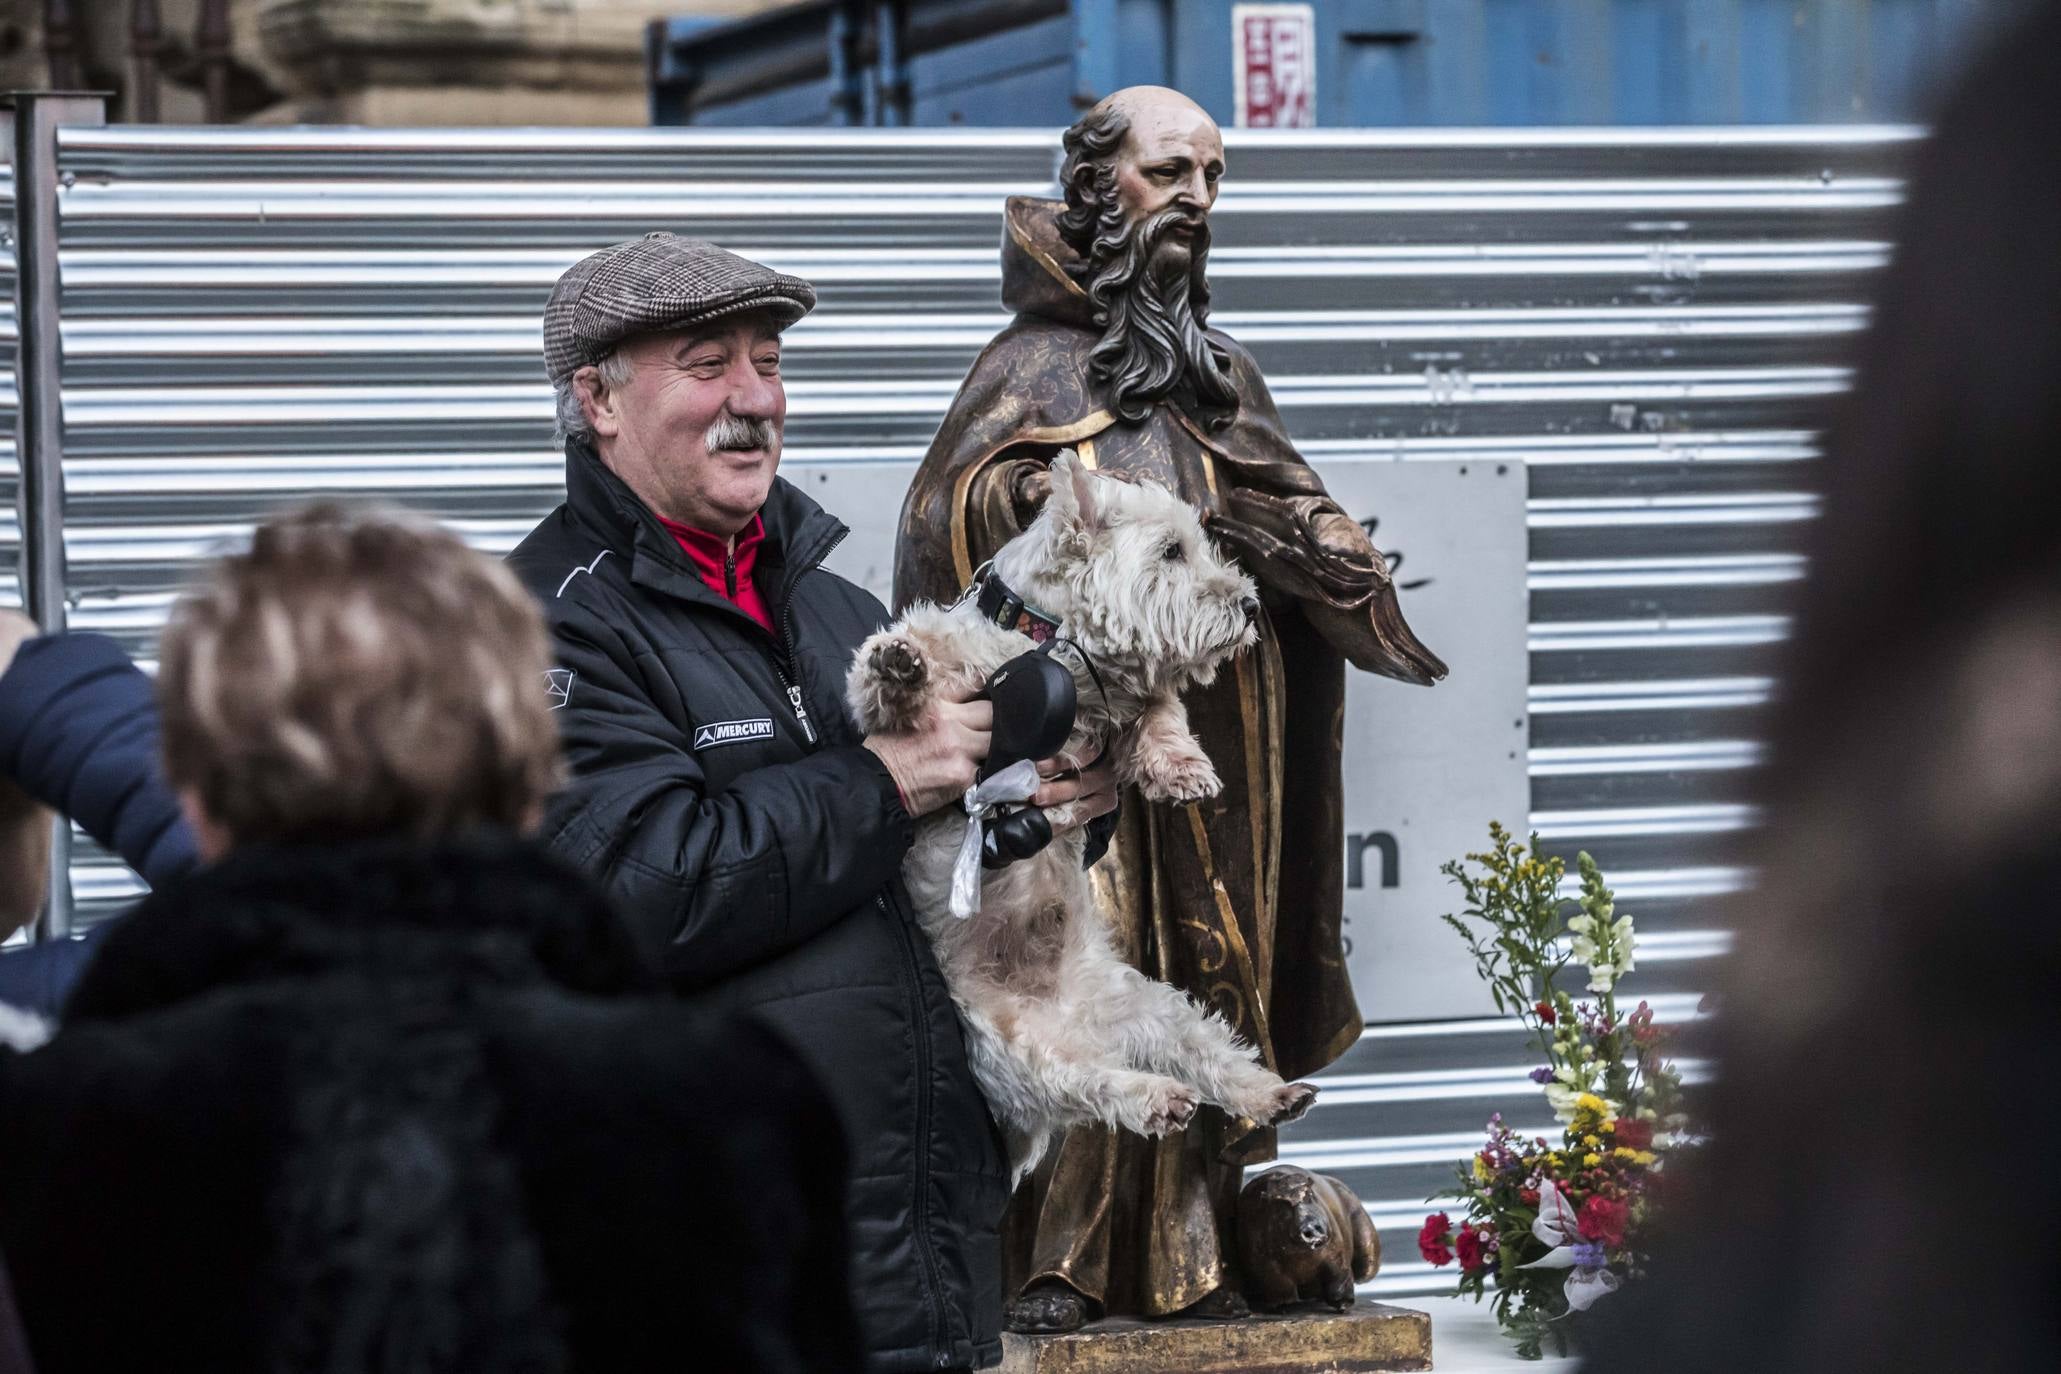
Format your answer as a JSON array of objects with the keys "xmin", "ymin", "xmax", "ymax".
[{"xmin": 551, "ymin": 349, "xmax": 637, "ymax": 445}]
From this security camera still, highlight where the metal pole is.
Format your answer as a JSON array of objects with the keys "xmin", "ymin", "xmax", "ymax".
[
  {"xmin": 196, "ymin": 0, "xmax": 231, "ymax": 123},
  {"xmin": 42, "ymin": 0, "xmax": 80, "ymax": 90},
  {"xmin": 131, "ymin": 0, "xmax": 165, "ymax": 124},
  {"xmin": 875, "ymin": 2, "xmax": 910, "ymax": 128},
  {"xmin": 9, "ymin": 90, "xmax": 106, "ymax": 944}
]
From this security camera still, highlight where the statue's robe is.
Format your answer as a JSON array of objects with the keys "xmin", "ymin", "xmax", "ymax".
[{"xmin": 893, "ymin": 196, "xmax": 1444, "ymax": 1316}]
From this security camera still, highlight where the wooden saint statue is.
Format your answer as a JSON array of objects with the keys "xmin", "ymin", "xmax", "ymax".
[{"xmin": 894, "ymin": 86, "xmax": 1445, "ymax": 1331}]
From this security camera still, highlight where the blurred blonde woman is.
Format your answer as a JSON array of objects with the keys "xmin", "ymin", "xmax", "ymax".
[{"xmin": 0, "ymin": 506, "xmax": 858, "ymax": 1374}]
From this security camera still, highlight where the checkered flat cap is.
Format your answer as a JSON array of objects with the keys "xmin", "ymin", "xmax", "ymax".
[{"xmin": 542, "ymin": 231, "xmax": 817, "ymax": 383}]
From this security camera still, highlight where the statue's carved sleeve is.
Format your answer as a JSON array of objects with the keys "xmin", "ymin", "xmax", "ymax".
[{"xmin": 1203, "ymin": 342, "xmax": 1446, "ymax": 683}]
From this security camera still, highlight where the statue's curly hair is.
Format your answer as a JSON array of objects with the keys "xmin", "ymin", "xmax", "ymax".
[{"xmin": 1057, "ymin": 104, "xmax": 1131, "ymax": 260}]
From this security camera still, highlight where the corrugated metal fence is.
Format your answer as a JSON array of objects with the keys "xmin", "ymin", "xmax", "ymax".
[{"xmin": 7, "ymin": 117, "xmax": 1914, "ymax": 1296}]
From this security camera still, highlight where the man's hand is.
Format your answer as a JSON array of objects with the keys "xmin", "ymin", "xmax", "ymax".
[
  {"xmin": 1032, "ymin": 748, "xmax": 1119, "ymax": 834},
  {"xmin": 863, "ymin": 688, "xmax": 993, "ymax": 818}
]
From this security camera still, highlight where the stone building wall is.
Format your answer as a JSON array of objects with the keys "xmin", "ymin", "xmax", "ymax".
[{"xmin": 9, "ymin": 0, "xmax": 795, "ymax": 125}]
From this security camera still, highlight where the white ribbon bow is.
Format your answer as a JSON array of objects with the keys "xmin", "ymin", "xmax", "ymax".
[
  {"xmin": 948, "ymin": 758, "xmax": 1045, "ymax": 920},
  {"xmin": 1517, "ymin": 1181, "xmax": 1622, "ymax": 1314}
]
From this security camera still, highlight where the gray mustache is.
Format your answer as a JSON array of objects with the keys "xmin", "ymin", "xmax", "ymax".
[{"xmin": 707, "ymin": 413, "xmax": 778, "ymax": 452}]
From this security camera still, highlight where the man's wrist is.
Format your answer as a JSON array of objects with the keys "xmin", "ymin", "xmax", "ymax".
[{"xmin": 859, "ymin": 738, "xmax": 920, "ymax": 821}]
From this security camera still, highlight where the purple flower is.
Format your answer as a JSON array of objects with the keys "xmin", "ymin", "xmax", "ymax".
[
  {"xmin": 1570, "ymin": 1241, "xmax": 1607, "ymax": 1270},
  {"xmin": 1529, "ymin": 1066, "xmax": 1555, "ymax": 1083}
]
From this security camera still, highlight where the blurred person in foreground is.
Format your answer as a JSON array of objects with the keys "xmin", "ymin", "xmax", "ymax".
[
  {"xmin": 510, "ymin": 232, "xmax": 1114, "ymax": 1372},
  {"xmin": 0, "ymin": 506, "xmax": 858, "ymax": 1374},
  {"xmin": 1579, "ymin": 13, "xmax": 2061, "ymax": 1374}
]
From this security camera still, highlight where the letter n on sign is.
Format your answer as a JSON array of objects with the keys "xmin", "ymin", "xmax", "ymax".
[{"xmin": 1233, "ymin": 4, "xmax": 1316, "ymax": 129}]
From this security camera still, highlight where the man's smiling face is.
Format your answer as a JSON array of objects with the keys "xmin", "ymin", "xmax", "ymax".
[{"xmin": 576, "ymin": 312, "xmax": 787, "ymax": 536}]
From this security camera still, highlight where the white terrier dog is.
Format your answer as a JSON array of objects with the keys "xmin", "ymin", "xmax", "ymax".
[{"xmin": 850, "ymin": 451, "xmax": 1317, "ymax": 1178}]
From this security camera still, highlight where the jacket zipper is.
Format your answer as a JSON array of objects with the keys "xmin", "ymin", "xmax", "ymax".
[
  {"xmin": 723, "ymin": 545, "xmax": 738, "ymax": 599},
  {"xmin": 878, "ymin": 888, "xmax": 950, "ymax": 1359},
  {"xmin": 761, "ymin": 524, "xmax": 955, "ymax": 1357},
  {"xmin": 773, "ymin": 527, "xmax": 949, "ymax": 1356},
  {"xmin": 767, "ymin": 527, "xmax": 846, "ymax": 747}
]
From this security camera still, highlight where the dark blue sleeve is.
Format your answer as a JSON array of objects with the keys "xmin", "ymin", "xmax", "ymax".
[
  {"xmin": 0, "ymin": 632, "xmax": 198, "ymax": 886},
  {"xmin": 0, "ymin": 923, "xmax": 110, "ymax": 1017}
]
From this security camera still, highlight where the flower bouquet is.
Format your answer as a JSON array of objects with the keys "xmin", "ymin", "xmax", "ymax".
[{"xmin": 1416, "ymin": 823, "xmax": 1688, "ymax": 1359}]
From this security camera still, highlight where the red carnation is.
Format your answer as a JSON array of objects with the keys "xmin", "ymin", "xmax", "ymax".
[
  {"xmin": 1534, "ymin": 1000, "xmax": 1556, "ymax": 1024},
  {"xmin": 1519, "ymin": 1187, "xmax": 1539, "ymax": 1206},
  {"xmin": 1614, "ymin": 1118, "xmax": 1655, "ymax": 1151},
  {"xmin": 1417, "ymin": 1213, "xmax": 1455, "ymax": 1267},
  {"xmin": 1578, "ymin": 1195, "xmax": 1629, "ymax": 1248},
  {"xmin": 1455, "ymin": 1226, "xmax": 1490, "ymax": 1273}
]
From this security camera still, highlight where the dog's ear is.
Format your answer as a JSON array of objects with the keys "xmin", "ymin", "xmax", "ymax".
[{"xmin": 1045, "ymin": 448, "xmax": 1103, "ymax": 537}]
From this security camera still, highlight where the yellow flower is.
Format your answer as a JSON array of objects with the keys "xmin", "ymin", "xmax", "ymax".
[
  {"xmin": 1473, "ymin": 1155, "xmax": 1492, "ymax": 1183},
  {"xmin": 1582, "ymin": 1134, "xmax": 1602, "ymax": 1149},
  {"xmin": 1574, "ymin": 1092, "xmax": 1609, "ymax": 1119},
  {"xmin": 1582, "ymin": 1153, "xmax": 1603, "ymax": 1168}
]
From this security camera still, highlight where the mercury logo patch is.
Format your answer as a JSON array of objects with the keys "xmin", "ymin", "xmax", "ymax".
[{"xmin": 694, "ymin": 717, "xmax": 776, "ymax": 750}]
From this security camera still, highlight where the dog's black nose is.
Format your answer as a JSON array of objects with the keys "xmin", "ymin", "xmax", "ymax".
[{"xmin": 1239, "ymin": 595, "xmax": 1261, "ymax": 624}]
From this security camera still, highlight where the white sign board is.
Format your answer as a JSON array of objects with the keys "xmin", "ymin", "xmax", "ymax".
[
  {"xmin": 1234, "ymin": 3, "xmax": 1318, "ymax": 128},
  {"xmin": 1309, "ymin": 459, "xmax": 1530, "ymax": 1024},
  {"xmin": 793, "ymin": 456, "xmax": 1529, "ymax": 1026}
]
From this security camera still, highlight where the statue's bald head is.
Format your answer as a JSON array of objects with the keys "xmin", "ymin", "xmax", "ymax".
[
  {"xmin": 1060, "ymin": 86, "xmax": 1226, "ymax": 258},
  {"xmin": 1085, "ymin": 85, "xmax": 1216, "ymax": 139}
]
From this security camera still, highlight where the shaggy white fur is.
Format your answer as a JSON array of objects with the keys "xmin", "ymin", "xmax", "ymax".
[{"xmin": 850, "ymin": 451, "xmax": 1316, "ymax": 1179}]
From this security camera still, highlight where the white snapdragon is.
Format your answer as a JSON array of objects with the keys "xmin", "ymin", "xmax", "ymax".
[{"xmin": 1567, "ymin": 907, "xmax": 1636, "ymax": 994}]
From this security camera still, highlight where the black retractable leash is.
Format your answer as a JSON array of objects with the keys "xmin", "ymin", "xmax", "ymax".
[
  {"xmin": 963, "ymin": 565, "xmax": 1114, "ymax": 870},
  {"xmin": 976, "ymin": 651, "xmax": 1076, "ymax": 867}
]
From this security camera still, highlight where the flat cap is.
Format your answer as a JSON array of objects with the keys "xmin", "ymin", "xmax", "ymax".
[{"xmin": 542, "ymin": 231, "xmax": 817, "ymax": 383}]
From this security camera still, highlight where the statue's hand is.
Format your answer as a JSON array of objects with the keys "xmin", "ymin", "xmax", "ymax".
[
  {"xmin": 1311, "ymin": 508, "xmax": 1376, "ymax": 563},
  {"xmin": 1010, "ymin": 463, "xmax": 1052, "ymax": 526}
]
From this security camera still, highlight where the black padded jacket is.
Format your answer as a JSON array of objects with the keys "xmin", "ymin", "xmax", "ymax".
[{"xmin": 507, "ymin": 441, "xmax": 1010, "ymax": 1372}]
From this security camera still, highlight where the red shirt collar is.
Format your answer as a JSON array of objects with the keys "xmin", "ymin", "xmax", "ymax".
[
  {"xmin": 656, "ymin": 512, "xmax": 765, "ymax": 578},
  {"xmin": 654, "ymin": 512, "xmax": 774, "ymax": 633}
]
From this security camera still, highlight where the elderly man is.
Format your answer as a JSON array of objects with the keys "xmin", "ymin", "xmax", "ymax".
[
  {"xmin": 510, "ymin": 232, "xmax": 1115, "ymax": 1373},
  {"xmin": 897, "ymin": 88, "xmax": 1444, "ymax": 1332}
]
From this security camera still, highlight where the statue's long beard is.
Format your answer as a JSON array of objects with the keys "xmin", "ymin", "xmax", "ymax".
[{"xmin": 1080, "ymin": 208, "xmax": 1240, "ymax": 423}]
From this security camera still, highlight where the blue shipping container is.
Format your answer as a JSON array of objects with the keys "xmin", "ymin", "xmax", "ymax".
[{"xmin": 648, "ymin": 0, "xmax": 2026, "ymax": 128}]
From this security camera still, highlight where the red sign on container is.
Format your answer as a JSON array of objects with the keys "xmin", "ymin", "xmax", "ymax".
[{"xmin": 1234, "ymin": 3, "xmax": 1317, "ymax": 129}]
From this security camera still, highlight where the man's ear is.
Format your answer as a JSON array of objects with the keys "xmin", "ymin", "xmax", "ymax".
[{"xmin": 572, "ymin": 365, "xmax": 622, "ymax": 439}]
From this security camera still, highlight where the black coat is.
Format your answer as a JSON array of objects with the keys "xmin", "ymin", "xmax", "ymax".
[
  {"xmin": 507, "ymin": 443, "xmax": 1010, "ymax": 1373},
  {"xmin": 0, "ymin": 833, "xmax": 858, "ymax": 1373}
]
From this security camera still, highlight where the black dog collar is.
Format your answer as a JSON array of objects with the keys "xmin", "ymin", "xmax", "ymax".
[{"xmin": 973, "ymin": 567, "xmax": 1063, "ymax": 645}]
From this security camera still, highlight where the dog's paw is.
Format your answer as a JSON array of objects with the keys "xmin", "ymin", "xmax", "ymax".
[
  {"xmin": 869, "ymin": 635, "xmax": 928, "ymax": 692},
  {"xmin": 1136, "ymin": 750, "xmax": 1221, "ymax": 805},
  {"xmin": 1260, "ymin": 1081, "xmax": 1319, "ymax": 1127},
  {"xmin": 1133, "ymin": 1080, "xmax": 1200, "ymax": 1136},
  {"xmin": 850, "ymin": 632, "xmax": 931, "ymax": 731}
]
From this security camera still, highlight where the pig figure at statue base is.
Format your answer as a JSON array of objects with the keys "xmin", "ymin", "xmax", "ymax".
[{"xmin": 1237, "ymin": 1166, "xmax": 1382, "ymax": 1312}]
